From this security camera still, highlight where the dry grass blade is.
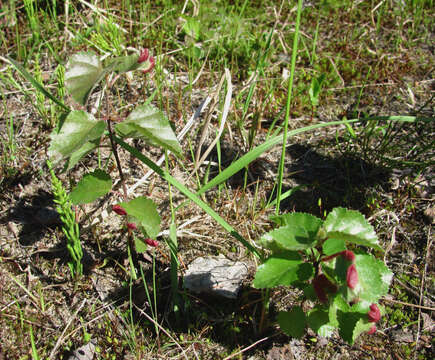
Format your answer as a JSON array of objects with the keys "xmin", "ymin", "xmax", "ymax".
[
  {"xmin": 192, "ymin": 68, "xmax": 232, "ymax": 175},
  {"xmin": 48, "ymin": 299, "xmax": 87, "ymax": 359}
]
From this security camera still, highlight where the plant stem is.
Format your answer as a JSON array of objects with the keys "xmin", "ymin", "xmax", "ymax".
[{"xmin": 105, "ymin": 91, "xmax": 139, "ymax": 271}]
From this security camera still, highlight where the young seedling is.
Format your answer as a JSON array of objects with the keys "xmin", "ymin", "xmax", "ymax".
[{"xmin": 253, "ymin": 207, "xmax": 392, "ymax": 344}]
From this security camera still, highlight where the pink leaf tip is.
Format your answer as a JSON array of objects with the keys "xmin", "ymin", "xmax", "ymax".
[
  {"xmin": 368, "ymin": 303, "xmax": 381, "ymax": 322},
  {"xmin": 112, "ymin": 204, "xmax": 127, "ymax": 216},
  {"xmin": 367, "ymin": 324, "xmax": 377, "ymax": 334},
  {"xmin": 346, "ymin": 263, "xmax": 358, "ymax": 289},
  {"xmin": 340, "ymin": 250, "xmax": 355, "ymax": 262},
  {"xmin": 144, "ymin": 238, "xmax": 158, "ymax": 247},
  {"xmin": 142, "ymin": 56, "xmax": 155, "ymax": 74},
  {"xmin": 127, "ymin": 222, "xmax": 137, "ymax": 230},
  {"xmin": 138, "ymin": 48, "xmax": 149, "ymax": 63}
]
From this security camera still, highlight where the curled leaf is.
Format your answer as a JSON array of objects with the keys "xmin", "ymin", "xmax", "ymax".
[
  {"xmin": 112, "ymin": 204, "xmax": 127, "ymax": 216},
  {"xmin": 346, "ymin": 264, "xmax": 358, "ymax": 289},
  {"xmin": 368, "ymin": 303, "xmax": 381, "ymax": 323}
]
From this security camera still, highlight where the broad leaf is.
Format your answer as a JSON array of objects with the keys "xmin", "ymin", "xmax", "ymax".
[
  {"xmin": 277, "ymin": 307, "xmax": 306, "ymax": 338},
  {"xmin": 120, "ymin": 197, "xmax": 161, "ymax": 239},
  {"xmin": 353, "ymin": 254, "xmax": 393, "ymax": 303},
  {"xmin": 322, "ymin": 238, "xmax": 346, "ymax": 256},
  {"xmin": 336, "ymin": 309, "xmax": 372, "ymax": 344},
  {"xmin": 115, "ymin": 104, "xmax": 182, "ymax": 157},
  {"xmin": 307, "ymin": 306, "xmax": 335, "ymax": 338},
  {"xmin": 324, "ymin": 207, "xmax": 383, "ymax": 251},
  {"xmin": 258, "ymin": 224, "xmax": 317, "ymax": 252},
  {"xmin": 65, "ymin": 52, "xmax": 104, "ymax": 105},
  {"xmin": 253, "ymin": 252, "xmax": 313, "ymax": 288},
  {"xmin": 270, "ymin": 212, "xmax": 322, "ymax": 231},
  {"xmin": 48, "ymin": 110, "xmax": 105, "ymax": 170},
  {"xmin": 69, "ymin": 170, "xmax": 112, "ymax": 204}
]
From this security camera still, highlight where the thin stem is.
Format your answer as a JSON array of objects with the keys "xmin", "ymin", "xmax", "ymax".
[
  {"xmin": 105, "ymin": 85, "xmax": 139, "ymax": 270},
  {"xmin": 276, "ymin": 0, "xmax": 303, "ymax": 215}
]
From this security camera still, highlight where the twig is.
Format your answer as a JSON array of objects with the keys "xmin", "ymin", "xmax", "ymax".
[
  {"xmin": 414, "ymin": 226, "xmax": 432, "ymax": 359},
  {"xmin": 383, "ymin": 298, "xmax": 435, "ymax": 311},
  {"xmin": 49, "ymin": 299, "xmax": 87, "ymax": 359}
]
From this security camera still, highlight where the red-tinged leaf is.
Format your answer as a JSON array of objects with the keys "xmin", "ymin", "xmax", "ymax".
[
  {"xmin": 367, "ymin": 325, "xmax": 377, "ymax": 334},
  {"xmin": 145, "ymin": 238, "xmax": 158, "ymax": 247},
  {"xmin": 347, "ymin": 264, "xmax": 358, "ymax": 289},
  {"xmin": 112, "ymin": 204, "xmax": 127, "ymax": 216},
  {"xmin": 127, "ymin": 223, "xmax": 137, "ymax": 230},
  {"xmin": 368, "ymin": 303, "xmax": 381, "ymax": 322}
]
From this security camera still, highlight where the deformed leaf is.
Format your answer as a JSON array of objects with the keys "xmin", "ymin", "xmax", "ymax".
[
  {"xmin": 277, "ymin": 307, "xmax": 306, "ymax": 338},
  {"xmin": 115, "ymin": 104, "xmax": 182, "ymax": 157},
  {"xmin": 120, "ymin": 197, "xmax": 161, "ymax": 239},
  {"xmin": 324, "ymin": 207, "xmax": 383, "ymax": 251},
  {"xmin": 65, "ymin": 52, "xmax": 104, "ymax": 105},
  {"xmin": 253, "ymin": 252, "xmax": 313, "ymax": 288},
  {"xmin": 70, "ymin": 170, "xmax": 112, "ymax": 204},
  {"xmin": 48, "ymin": 110, "xmax": 105, "ymax": 170}
]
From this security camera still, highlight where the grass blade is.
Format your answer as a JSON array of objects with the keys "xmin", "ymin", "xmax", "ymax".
[
  {"xmin": 114, "ymin": 136, "xmax": 261, "ymax": 258},
  {"xmin": 7, "ymin": 56, "xmax": 70, "ymax": 112}
]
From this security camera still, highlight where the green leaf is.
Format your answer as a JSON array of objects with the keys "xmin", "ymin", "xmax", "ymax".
[
  {"xmin": 270, "ymin": 212, "xmax": 322, "ymax": 230},
  {"xmin": 115, "ymin": 104, "xmax": 183, "ymax": 157},
  {"xmin": 120, "ymin": 197, "xmax": 161, "ymax": 239},
  {"xmin": 353, "ymin": 253, "xmax": 393, "ymax": 303},
  {"xmin": 262, "ymin": 213, "xmax": 322, "ymax": 253},
  {"xmin": 277, "ymin": 307, "xmax": 306, "ymax": 338},
  {"xmin": 48, "ymin": 110, "xmax": 106, "ymax": 170},
  {"xmin": 182, "ymin": 16, "xmax": 201, "ymax": 40},
  {"xmin": 65, "ymin": 52, "xmax": 104, "ymax": 105},
  {"xmin": 134, "ymin": 236, "xmax": 148, "ymax": 253},
  {"xmin": 253, "ymin": 252, "xmax": 313, "ymax": 288},
  {"xmin": 324, "ymin": 207, "xmax": 383, "ymax": 251},
  {"xmin": 336, "ymin": 309, "xmax": 372, "ymax": 344},
  {"xmin": 307, "ymin": 306, "xmax": 335, "ymax": 338},
  {"xmin": 322, "ymin": 238, "xmax": 346, "ymax": 256},
  {"xmin": 259, "ymin": 225, "xmax": 314, "ymax": 251},
  {"xmin": 309, "ymin": 73, "xmax": 326, "ymax": 107},
  {"xmin": 69, "ymin": 170, "xmax": 112, "ymax": 204}
]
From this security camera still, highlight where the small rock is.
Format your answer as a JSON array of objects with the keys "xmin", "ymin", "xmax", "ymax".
[
  {"xmin": 183, "ymin": 255, "xmax": 248, "ymax": 299},
  {"xmin": 67, "ymin": 339, "xmax": 96, "ymax": 360}
]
